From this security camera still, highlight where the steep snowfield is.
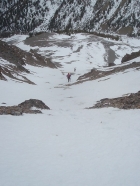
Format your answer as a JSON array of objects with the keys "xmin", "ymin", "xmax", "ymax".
[{"xmin": 0, "ymin": 33, "xmax": 140, "ymax": 186}]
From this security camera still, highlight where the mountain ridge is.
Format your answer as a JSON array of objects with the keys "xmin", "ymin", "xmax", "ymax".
[{"xmin": 0, "ymin": 0, "xmax": 140, "ymax": 37}]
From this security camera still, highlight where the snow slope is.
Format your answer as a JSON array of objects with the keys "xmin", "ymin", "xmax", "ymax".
[{"xmin": 0, "ymin": 33, "xmax": 140, "ymax": 186}]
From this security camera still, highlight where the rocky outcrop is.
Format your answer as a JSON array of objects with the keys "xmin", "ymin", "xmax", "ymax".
[
  {"xmin": 121, "ymin": 50, "xmax": 140, "ymax": 63},
  {"xmin": 89, "ymin": 91, "xmax": 140, "ymax": 110},
  {"xmin": 0, "ymin": 40, "xmax": 52, "ymax": 68},
  {"xmin": 0, "ymin": 99, "xmax": 50, "ymax": 115},
  {"xmin": 0, "ymin": 40, "xmax": 56, "ymax": 83},
  {"xmin": 76, "ymin": 61, "xmax": 140, "ymax": 84},
  {"xmin": 0, "ymin": 66, "xmax": 7, "ymax": 80}
]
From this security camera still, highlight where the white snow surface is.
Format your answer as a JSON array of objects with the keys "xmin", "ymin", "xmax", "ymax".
[
  {"xmin": 0, "ymin": 33, "xmax": 140, "ymax": 186},
  {"xmin": 2, "ymin": 34, "xmax": 29, "ymax": 44}
]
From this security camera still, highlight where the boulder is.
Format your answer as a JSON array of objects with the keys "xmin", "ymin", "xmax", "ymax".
[{"xmin": 0, "ymin": 99, "xmax": 50, "ymax": 116}]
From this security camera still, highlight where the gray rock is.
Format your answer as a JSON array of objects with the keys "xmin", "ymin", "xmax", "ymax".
[
  {"xmin": 0, "ymin": 99, "xmax": 50, "ymax": 116},
  {"xmin": 89, "ymin": 91, "xmax": 140, "ymax": 110},
  {"xmin": 11, "ymin": 111, "xmax": 22, "ymax": 116}
]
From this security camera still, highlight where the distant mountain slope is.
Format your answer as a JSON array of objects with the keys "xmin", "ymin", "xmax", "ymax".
[
  {"xmin": 0, "ymin": 0, "xmax": 62, "ymax": 35},
  {"xmin": 0, "ymin": 39, "xmax": 56, "ymax": 83},
  {"xmin": 0, "ymin": 0, "xmax": 140, "ymax": 36}
]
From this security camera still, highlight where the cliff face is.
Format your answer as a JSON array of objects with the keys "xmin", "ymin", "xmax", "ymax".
[{"xmin": 0, "ymin": 0, "xmax": 140, "ymax": 36}]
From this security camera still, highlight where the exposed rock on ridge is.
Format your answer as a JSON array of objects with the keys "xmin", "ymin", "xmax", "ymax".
[
  {"xmin": 89, "ymin": 91, "xmax": 140, "ymax": 110},
  {"xmin": 0, "ymin": 40, "xmax": 56, "ymax": 83},
  {"xmin": 0, "ymin": 99, "xmax": 50, "ymax": 115},
  {"xmin": 121, "ymin": 50, "xmax": 140, "ymax": 63},
  {"xmin": 76, "ymin": 61, "xmax": 140, "ymax": 84},
  {"xmin": 0, "ymin": 40, "xmax": 54, "ymax": 67}
]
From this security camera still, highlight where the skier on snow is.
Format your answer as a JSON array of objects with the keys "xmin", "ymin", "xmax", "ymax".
[{"xmin": 67, "ymin": 73, "xmax": 71, "ymax": 82}]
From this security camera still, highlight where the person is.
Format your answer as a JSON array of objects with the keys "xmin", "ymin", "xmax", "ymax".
[
  {"xmin": 74, "ymin": 67, "xmax": 76, "ymax": 72},
  {"xmin": 67, "ymin": 73, "xmax": 71, "ymax": 82}
]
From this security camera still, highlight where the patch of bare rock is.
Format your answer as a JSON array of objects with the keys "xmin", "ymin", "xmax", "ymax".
[
  {"xmin": 71, "ymin": 49, "xmax": 140, "ymax": 85},
  {"xmin": 0, "ymin": 40, "xmax": 55, "ymax": 68},
  {"xmin": 89, "ymin": 91, "xmax": 140, "ymax": 110},
  {"xmin": 0, "ymin": 40, "xmax": 56, "ymax": 83},
  {"xmin": 121, "ymin": 50, "xmax": 140, "ymax": 63},
  {"xmin": 76, "ymin": 61, "xmax": 140, "ymax": 84},
  {"xmin": 0, "ymin": 99, "xmax": 50, "ymax": 115}
]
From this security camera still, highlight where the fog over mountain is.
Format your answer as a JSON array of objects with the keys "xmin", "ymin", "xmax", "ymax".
[{"xmin": 0, "ymin": 0, "xmax": 140, "ymax": 36}]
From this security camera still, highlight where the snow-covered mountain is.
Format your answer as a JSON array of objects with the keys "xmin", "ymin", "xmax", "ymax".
[
  {"xmin": 0, "ymin": 33, "xmax": 140, "ymax": 186},
  {"xmin": 0, "ymin": 0, "xmax": 140, "ymax": 36},
  {"xmin": 0, "ymin": 0, "xmax": 62, "ymax": 34}
]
